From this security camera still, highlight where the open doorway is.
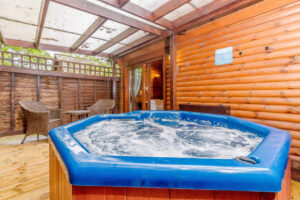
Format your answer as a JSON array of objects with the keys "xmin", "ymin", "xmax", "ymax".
[
  {"xmin": 149, "ymin": 60, "xmax": 163, "ymax": 110},
  {"xmin": 127, "ymin": 59, "xmax": 164, "ymax": 112}
]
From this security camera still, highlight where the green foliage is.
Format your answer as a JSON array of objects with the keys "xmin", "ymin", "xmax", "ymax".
[{"xmin": 0, "ymin": 45, "xmax": 52, "ymax": 58}]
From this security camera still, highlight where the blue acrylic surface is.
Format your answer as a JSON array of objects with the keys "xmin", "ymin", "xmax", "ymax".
[{"xmin": 49, "ymin": 111, "xmax": 291, "ymax": 192}]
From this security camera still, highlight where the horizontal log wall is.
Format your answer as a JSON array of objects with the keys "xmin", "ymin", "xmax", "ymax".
[
  {"xmin": 176, "ymin": 0, "xmax": 300, "ymax": 158},
  {"xmin": 0, "ymin": 71, "xmax": 120, "ymax": 136}
]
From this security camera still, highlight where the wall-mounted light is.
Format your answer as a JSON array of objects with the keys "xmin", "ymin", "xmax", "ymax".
[{"xmin": 154, "ymin": 74, "xmax": 160, "ymax": 80}]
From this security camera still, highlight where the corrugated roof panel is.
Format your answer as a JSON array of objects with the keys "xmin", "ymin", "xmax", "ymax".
[
  {"xmin": 190, "ymin": 0, "xmax": 214, "ymax": 8},
  {"xmin": 164, "ymin": 4, "xmax": 195, "ymax": 21},
  {"xmin": 120, "ymin": 30, "xmax": 148, "ymax": 45},
  {"xmin": 0, "ymin": 19, "xmax": 36, "ymax": 42},
  {"xmin": 40, "ymin": 28, "xmax": 80, "ymax": 47},
  {"xmin": 44, "ymin": 1, "xmax": 98, "ymax": 34},
  {"xmin": 92, "ymin": 20, "xmax": 129, "ymax": 41},
  {"xmin": 87, "ymin": 0, "xmax": 166, "ymax": 30},
  {"xmin": 79, "ymin": 38, "xmax": 107, "ymax": 51},
  {"xmin": 129, "ymin": 0, "xmax": 169, "ymax": 12},
  {"xmin": 103, "ymin": 43, "xmax": 125, "ymax": 53},
  {"xmin": 0, "ymin": 0, "xmax": 42, "ymax": 25}
]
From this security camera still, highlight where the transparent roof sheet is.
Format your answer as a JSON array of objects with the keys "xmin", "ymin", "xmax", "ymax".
[
  {"xmin": 164, "ymin": 4, "xmax": 195, "ymax": 21},
  {"xmin": 0, "ymin": 0, "xmax": 41, "ymax": 25},
  {"xmin": 120, "ymin": 30, "xmax": 149, "ymax": 45},
  {"xmin": 130, "ymin": 0, "xmax": 169, "ymax": 12},
  {"xmin": 87, "ymin": 0, "xmax": 166, "ymax": 30},
  {"xmin": 79, "ymin": 37, "xmax": 107, "ymax": 51},
  {"xmin": 40, "ymin": 28, "xmax": 80, "ymax": 47},
  {"xmin": 45, "ymin": 2, "xmax": 98, "ymax": 34},
  {"xmin": 0, "ymin": 19, "xmax": 37, "ymax": 42},
  {"xmin": 92, "ymin": 20, "xmax": 129, "ymax": 41},
  {"xmin": 103, "ymin": 43, "xmax": 125, "ymax": 54},
  {"xmin": 190, "ymin": 0, "xmax": 214, "ymax": 8}
]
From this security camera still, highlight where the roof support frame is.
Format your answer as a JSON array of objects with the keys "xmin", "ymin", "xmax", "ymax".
[
  {"xmin": 51, "ymin": 0, "xmax": 166, "ymax": 37},
  {"xmin": 35, "ymin": 0, "xmax": 50, "ymax": 48},
  {"xmin": 117, "ymin": 0, "xmax": 129, "ymax": 8},
  {"xmin": 0, "ymin": 29, "xmax": 6, "ymax": 46},
  {"xmin": 112, "ymin": 35, "xmax": 160, "ymax": 57},
  {"xmin": 151, "ymin": 0, "xmax": 191, "ymax": 21},
  {"xmin": 174, "ymin": 0, "xmax": 263, "ymax": 32},
  {"xmin": 70, "ymin": 17, "xmax": 106, "ymax": 52},
  {"xmin": 93, "ymin": 27, "xmax": 138, "ymax": 55},
  {"xmin": 5, "ymin": 38, "xmax": 110, "ymax": 57},
  {"xmin": 96, "ymin": 0, "xmax": 174, "ymax": 30}
]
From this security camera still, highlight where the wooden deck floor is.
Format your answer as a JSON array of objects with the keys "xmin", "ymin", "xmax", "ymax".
[{"xmin": 0, "ymin": 136, "xmax": 299, "ymax": 200}]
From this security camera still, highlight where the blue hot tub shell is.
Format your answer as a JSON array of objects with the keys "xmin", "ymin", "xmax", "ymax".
[{"xmin": 49, "ymin": 111, "xmax": 291, "ymax": 192}]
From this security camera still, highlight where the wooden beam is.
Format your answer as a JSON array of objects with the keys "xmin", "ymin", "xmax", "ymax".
[
  {"xmin": 70, "ymin": 17, "xmax": 106, "ymax": 52},
  {"xmin": 0, "ymin": 65, "xmax": 117, "ymax": 81},
  {"xmin": 174, "ymin": 0, "xmax": 262, "ymax": 32},
  {"xmin": 96, "ymin": 0, "xmax": 173, "ymax": 30},
  {"xmin": 78, "ymin": 78, "xmax": 81, "ymax": 109},
  {"xmin": 114, "ymin": 37, "xmax": 163, "ymax": 58},
  {"xmin": 57, "ymin": 77, "xmax": 62, "ymax": 109},
  {"xmin": 5, "ymin": 38, "xmax": 110, "ymax": 57},
  {"xmin": 169, "ymin": 34, "xmax": 177, "ymax": 110},
  {"xmin": 151, "ymin": 0, "xmax": 191, "ymax": 21},
  {"xmin": 37, "ymin": 75, "xmax": 41, "ymax": 101},
  {"xmin": 0, "ymin": 27, "xmax": 6, "ymax": 45},
  {"xmin": 93, "ymin": 27, "xmax": 138, "ymax": 55},
  {"xmin": 173, "ymin": 0, "xmax": 239, "ymax": 28},
  {"xmin": 10, "ymin": 72, "xmax": 15, "ymax": 131},
  {"xmin": 112, "ymin": 34, "xmax": 158, "ymax": 56},
  {"xmin": 112, "ymin": 60, "xmax": 117, "ymax": 113},
  {"xmin": 35, "ymin": 0, "xmax": 50, "ymax": 48},
  {"xmin": 118, "ymin": 0, "xmax": 129, "ymax": 8},
  {"xmin": 51, "ymin": 0, "xmax": 165, "ymax": 36}
]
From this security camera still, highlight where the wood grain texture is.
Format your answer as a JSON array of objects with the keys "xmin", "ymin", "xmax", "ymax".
[{"xmin": 175, "ymin": 0, "xmax": 300, "ymax": 158}]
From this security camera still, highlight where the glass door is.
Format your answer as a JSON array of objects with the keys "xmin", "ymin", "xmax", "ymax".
[{"xmin": 129, "ymin": 67, "xmax": 142, "ymax": 112}]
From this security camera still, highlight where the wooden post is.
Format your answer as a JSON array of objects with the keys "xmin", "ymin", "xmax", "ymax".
[
  {"xmin": 93, "ymin": 79, "xmax": 96, "ymax": 103},
  {"xmin": 169, "ymin": 34, "xmax": 177, "ymax": 110},
  {"xmin": 141, "ymin": 64, "xmax": 146, "ymax": 110},
  {"xmin": 147, "ymin": 63, "xmax": 151, "ymax": 110},
  {"xmin": 124, "ymin": 65, "xmax": 129, "ymax": 113},
  {"xmin": 57, "ymin": 77, "xmax": 62, "ymax": 109},
  {"xmin": 117, "ymin": 59, "xmax": 124, "ymax": 113},
  {"xmin": 112, "ymin": 60, "xmax": 117, "ymax": 113},
  {"xmin": 37, "ymin": 75, "xmax": 41, "ymax": 101},
  {"xmin": 10, "ymin": 72, "xmax": 15, "ymax": 131},
  {"xmin": 78, "ymin": 78, "xmax": 81, "ymax": 110},
  {"xmin": 163, "ymin": 39, "xmax": 169, "ymax": 111},
  {"xmin": 112, "ymin": 60, "xmax": 117, "ymax": 100}
]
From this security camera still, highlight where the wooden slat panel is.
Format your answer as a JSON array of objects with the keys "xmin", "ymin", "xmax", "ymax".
[{"xmin": 175, "ymin": 0, "xmax": 300, "ymax": 158}]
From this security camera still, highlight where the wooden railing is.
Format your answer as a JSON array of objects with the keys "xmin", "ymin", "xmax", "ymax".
[{"xmin": 0, "ymin": 51, "xmax": 120, "ymax": 78}]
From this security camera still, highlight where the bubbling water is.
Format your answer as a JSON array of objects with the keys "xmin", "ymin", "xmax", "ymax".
[{"xmin": 73, "ymin": 118, "xmax": 263, "ymax": 159}]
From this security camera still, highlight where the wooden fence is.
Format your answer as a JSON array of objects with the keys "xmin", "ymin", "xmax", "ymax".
[{"xmin": 0, "ymin": 51, "xmax": 120, "ymax": 137}]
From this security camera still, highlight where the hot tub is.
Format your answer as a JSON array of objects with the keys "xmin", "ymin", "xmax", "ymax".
[{"xmin": 49, "ymin": 111, "xmax": 291, "ymax": 200}]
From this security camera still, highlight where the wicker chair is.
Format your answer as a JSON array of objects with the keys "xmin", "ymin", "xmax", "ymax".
[
  {"xmin": 87, "ymin": 99, "xmax": 115, "ymax": 116},
  {"xmin": 19, "ymin": 101, "xmax": 62, "ymax": 144}
]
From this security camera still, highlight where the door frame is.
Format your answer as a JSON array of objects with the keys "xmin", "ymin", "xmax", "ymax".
[{"xmin": 124, "ymin": 56, "xmax": 164, "ymax": 112}]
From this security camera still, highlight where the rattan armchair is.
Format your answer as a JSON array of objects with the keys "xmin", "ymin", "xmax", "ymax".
[
  {"xmin": 87, "ymin": 99, "xmax": 115, "ymax": 115},
  {"xmin": 19, "ymin": 101, "xmax": 62, "ymax": 144}
]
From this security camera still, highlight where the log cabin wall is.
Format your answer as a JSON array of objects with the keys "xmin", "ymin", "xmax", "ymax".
[
  {"xmin": 0, "ymin": 71, "xmax": 119, "ymax": 136},
  {"xmin": 175, "ymin": 0, "xmax": 300, "ymax": 159}
]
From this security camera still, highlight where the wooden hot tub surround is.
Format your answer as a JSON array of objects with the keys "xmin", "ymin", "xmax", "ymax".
[{"xmin": 49, "ymin": 139, "xmax": 291, "ymax": 200}]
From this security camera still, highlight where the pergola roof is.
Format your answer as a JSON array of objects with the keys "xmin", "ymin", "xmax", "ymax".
[{"xmin": 0, "ymin": 0, "xmax": 261, "ymax": 58}]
